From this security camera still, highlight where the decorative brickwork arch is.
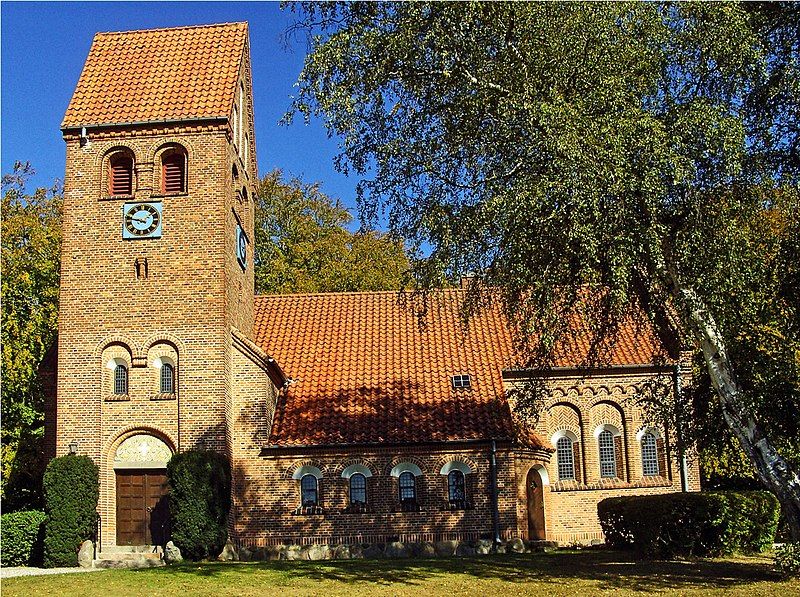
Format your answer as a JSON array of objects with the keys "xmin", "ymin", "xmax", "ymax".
[
  {"xmin": 386, "ymin": 456, "xmax": 429, "ymax": 476},
  {"xmin": 142, "ymin": 333, "xmax": 186, "ymax": 356},
  {"xmin": 97, "ymin": 145, "xmax": 138, "ymax": 197},
  {"xmin": 332, "ymin": 458, "xmax": 378, "ymax": 478},
  {"xmin": 95, "ymin": 335, "xmax": 139, "ymax": 360},
  {"xmin": 284, "ymin": 459, "xmax": 328, "ymax": 480},
  {"xmin": 433, "ymin": 454, "xmax": 478, "ymax": 476},
  {"xmin": 151, "ymin": 142, "xmax": 191, "ymax": 195}
]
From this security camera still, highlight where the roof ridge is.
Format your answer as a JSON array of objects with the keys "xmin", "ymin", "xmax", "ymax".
[
  {"xmin": 254, "ymin": 288, "xmax": 465, "ymax": 300},
  {"xmin": 95, "ymin": 21, "xmax": 247, "ymax": 37}
]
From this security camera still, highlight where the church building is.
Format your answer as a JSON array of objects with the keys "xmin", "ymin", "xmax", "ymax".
[{"xmin": 49, "ymin": 22, "xmax": 699, "ymax": 553}]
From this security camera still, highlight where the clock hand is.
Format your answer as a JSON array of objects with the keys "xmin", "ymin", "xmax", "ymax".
[{"xmin": 131, "ymin": 216, "xmax": 150, "ymax": 223}]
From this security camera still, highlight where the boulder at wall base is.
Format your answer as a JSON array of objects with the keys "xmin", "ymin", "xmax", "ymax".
[
  {"xmin": 164, "ymin": 541, "xmax": 183, "ymax": 564},
  {"xmin": 412, "ymin": 542, "xmax": 436, "ymax": 558},
  {"xmin": 385, "ymin": 542, "xmax": 410, "ymax": 558},
  {"xmin": 307, "ymin": 544, "xmax": 331, "ymax": 560},
  {"xmin": 349, "ymin": 544, "xmax": 365, "ymax": 559},
  {"xmin": 363, "ymin": 543, "xmax": 385, "ymax": 559},
  {"xmin": 238, "ymin": 546, "xmax": 253, "ymax": 562},
  {"xmin": 218, "ymin": 539, "xmax": 238, "ymax": 561},
  {"xmin": 475, "ymin": 539, "xmax": 494, "ymax": 555},
  {"xmin": 508, "ymin": 538, "xmax": 526, "ymax": 553},
  {"xmin": 456, "ymin": 543, "xmax": 476, "ymax": 556},
  {"xmin": 434, "ymin": 540, "xmax": 458, "ymax": 557},
  {"xmin": 282, "ymin": 545, "xmax": 303, "ymax": 560},
  {"xmin": 77, "ymin": 540, "xmax": 94, "ymax": 568},
  {"xmin": 332, "ymin": 544, "xmax": 351, "ymax": 560}
]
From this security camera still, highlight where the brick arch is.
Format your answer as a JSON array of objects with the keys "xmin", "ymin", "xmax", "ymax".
[
  {"xmin": 148, "ymin": 140, "xmax": 194, "ymax": 194},
  {"xmin": 284, "ymin": 459, "xmax": 329, "ymax": 480},
  {"xmin": 589, "ymin": 399, "xmax": 625, "ymax": 430},
  {"xmin": 145, "ymin": 137, "xmax": 197, "ymax": 165},
  {"xmin": 95, "ymin": 335, "xmax": 139, "ymax": 359},
  {"xmin": 330, "ymin": 457, "xmax": 378, "ymax": 477},
  {"xmin": 103, "ymin": 424, "xmax": 177, "ymax": 465},
  {"xmin": 545, "ymin": 402, "xmax": 582, "ymax": 437},
  {"xmin": 385, "ymin": 455, "xmax": 430, "ymax": 476},
  {"xmin": 142, "ymin": 333, "xmax": 185, "ymax": 356},
  {"xmin": 432, "ymin": 454, "xmax": 479, "ymax": 475}
]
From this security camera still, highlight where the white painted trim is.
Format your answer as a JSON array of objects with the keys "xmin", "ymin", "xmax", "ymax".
[
  {"xmin": 550, "ymin": 429, "xmax": 578, "ymax": 445},
  {"xmin": 636, "ymin": 427, "xmax": 662, "ymax": 442},
  {"xmin": 292, "ymin": 465, "xmax": 322, "ymax": 480},
  {"xmin": 593, "ymin": 423, "xmax": 621, "ymax": 439},
  {"xmin": 341, "ymin": 464, "xmax": 373, "ymax": 479},
  {"xmin": 106, "ymin": 357, "xmax": 127, "ymax": 370},
  {"xmin": 390, "ymin": 463, "xmax": 423, "ymax": 477},
  {"xmin": 439, "ymin": 461, "xmax": 472, "ymax": 475},
  {"xmin": 531, "ymin": 464, "xmax": 550, "ymax": 486}
]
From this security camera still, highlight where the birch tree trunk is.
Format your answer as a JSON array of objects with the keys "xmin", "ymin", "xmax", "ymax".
[{"xmin": 674, "ymin": 282, "xmax": 800, "ymax": 541}]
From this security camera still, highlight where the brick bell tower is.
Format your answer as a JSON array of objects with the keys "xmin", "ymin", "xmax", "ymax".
[{"xmin": 53, "ymin": 22, "xmax": 257, "ymax": 548}]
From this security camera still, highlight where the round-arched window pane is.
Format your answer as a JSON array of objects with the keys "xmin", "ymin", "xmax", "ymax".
[
  {"xmin": 350, "ymin": 473, "xmax": 366, "ymax": 505},
  {"xmin": 641, "ymin": 432, "xmax": 659, "ymax": 476},
  {"xmin": 398, "ymin": 471, "xmax": 416, "ymax": 503},
  {"xmin": 301, "ymin": 474, "xmax": 318, "ymax": 507},
  {"xmin": 114, "ymin": 364, "xmax": 128, "ymax": 395},
  {"xmin": 598, "ymin": 430, "xmax": 616, "ymax": 478},
  {"xmin": 160, "ymin": 363, "xmax": 175, "ymax": 394},
  {"xmin": 556, "ymin": 436, "xmax": 575, "ymax": 480},
  {"xmin": 448, "ymin": 470, "xmax": 465, "ymax": 503}
]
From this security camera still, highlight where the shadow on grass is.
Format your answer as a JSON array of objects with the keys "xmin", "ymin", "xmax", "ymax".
[{"xmin": 140, "ymin": 550, "xmax": 783, "ymax": 592}]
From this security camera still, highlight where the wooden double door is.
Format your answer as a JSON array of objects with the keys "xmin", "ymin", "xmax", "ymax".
[{"xmin": 116, "ymin": 469, "xmax": 171, "ymax": 546}]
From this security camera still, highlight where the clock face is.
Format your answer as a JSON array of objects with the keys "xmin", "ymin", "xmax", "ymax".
[
  {"xmin": 122, "ymin": 202, "xmax": 162, "ymax": 239},
  {"xmin": 236, "ymin": 224, "xmax": 248, "ymax": 269}
]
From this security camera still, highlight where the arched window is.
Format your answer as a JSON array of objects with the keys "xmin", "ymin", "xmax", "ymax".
[
  {"xmin": 398, "ymin": 471, "xmax": 416, "ymax": 504},
  {"xmin": 349, "ymin": 473, "xmax": 367, "ymax": 505},
  {"xmin": 598, "ymin": 430, "xmax": 617, "ymax": 478},
  {"xmin": 641, "ymin": 432, "xmax": 659, "ymax": 476},
  {"xmin": 161, "ymin": 149, "xmax": 186, "ymax": 194},
  {"xmin": 300, "ymin": 474, "xmax": 318, "ymax": 507},
  {"xmin": 447, "ymin": 470, "xmax": 466, "ymax": 504},
  {"xmin": 109, "ymin": 153, "xmax": 133, "ymax": 196},
  {"xmin": 160, "ymin": 363, "xmax": 175, "ymax": 394},
  {"xmin": 114, "ymin": 364, "xmax": 128, "ymax": 395},
  {"xmin": 556, "ymin": 436, "xmax": 576, "ymax": 480}
]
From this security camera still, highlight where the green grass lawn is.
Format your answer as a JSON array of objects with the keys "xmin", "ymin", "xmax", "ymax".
[{"xmin": 2, "ymin": 550, "xmax": 797, "ymax": 596}]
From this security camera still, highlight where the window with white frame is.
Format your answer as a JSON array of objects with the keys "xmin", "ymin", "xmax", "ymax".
[
  {"xmin": 451, "ymin": 374, "xmax": 471, "ymax": 389},
  {"xmin": 598, "ymin": 430, "xmax": 617, "ymax": 478},
  {"xmin": 641, "ymin": 432, "xmax": 659, "ymax": 476},
  {"xmin": 556, "ymin": 436, "xmax": 576, "ymax": 480}
]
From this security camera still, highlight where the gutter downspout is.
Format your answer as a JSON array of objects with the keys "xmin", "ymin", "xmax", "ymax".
[
  {"xmin": 674, "ymin": 364, "xmax": 689, "ymax": 492},
  {"xmin": 490, "ymin": 439, "xmax": 501, "ymax": 544}
]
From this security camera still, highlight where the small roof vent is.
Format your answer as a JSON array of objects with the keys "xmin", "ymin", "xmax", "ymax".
[{"xmin": 451, "ymin": 374, "xmax": 472, "ymax": 390}]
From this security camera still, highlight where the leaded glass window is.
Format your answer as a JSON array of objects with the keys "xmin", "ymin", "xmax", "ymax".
[
  {"xmin": 556, "ymin": 436, "xmax": 576, "ymax": 480},
  {"xmin": 301, "ymin": 474, "xmax": 318, "ymax": 507},
  {"xmin": 448, "ymin": 470, "xmax": 466, "ymax": 504},
  {"xmin": 399, "ymin": 471, "xmax": 416, "ymax": 503},
  {"xmin": 160, "ymin": 363, "xmax": 175, "ymax": 394},
  {"xmin": 598, "ymin": 430, "xmax": 617, "ymax": 478},
  {"xmin": 350, "ymin": 473, "xmax": 367, "ymax": 505},
  {"xmin": 114, "ymin": 364, "xmax": 128, "ymax": 395},
  {"xmin": 641, "ymin": 432, "xmax": 659, "ymax": 476}
]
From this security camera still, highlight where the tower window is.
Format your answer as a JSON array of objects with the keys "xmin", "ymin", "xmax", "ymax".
[
  {"xmin": 161, "ymin": 149, "xmax": 186, "ymax": 194},
  {"xmin": 160, "ymin": 363, "xmax": 175, "ymax": 394},
  {"xmin": 113, "ymin": 364, "xmax": 128, "ymax": 395},
  {"xmin": 448, "ymin": 469, "xmax": 466, "ymax": 506},
  {"xmin": 398, "ymin": 471, "xmax": 417, "ymax": 509},
  {"xmin": 109, "ymin": 153, "xmax": 133, "ymax": 196}
]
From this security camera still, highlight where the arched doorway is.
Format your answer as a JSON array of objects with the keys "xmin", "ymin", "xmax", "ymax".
[
  {"xmin": 114, "ymin": 433, "xmax": 172, "ymax": 546},
  {"xmin": 526, "ymin": 467, "xmax": 546, "ymax": 540}
]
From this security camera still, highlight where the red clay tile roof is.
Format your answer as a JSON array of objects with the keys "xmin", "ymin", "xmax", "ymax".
[
  {"xmin": 62, "ymin": 22, "xmax": 247, "ymax": 129},
  {"xmin": 253, "ymin": 290, "xmax": 670, "ymax": 448}
]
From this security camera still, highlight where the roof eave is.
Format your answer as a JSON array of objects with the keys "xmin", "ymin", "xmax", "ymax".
[{"xmin": 61, "ymin": 116, "xmax": 228, "ymax": 133}]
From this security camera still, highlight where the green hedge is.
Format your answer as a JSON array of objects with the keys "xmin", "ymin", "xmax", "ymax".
[
  {"xmin": 0, "ymin": 510, "xmax": 46, "ymax": 566},
  {"xmin": 42, "ymin": 455, "xmax": 99, "ymax": 567},
  {"xmin": 167, "ymin": 450, "xmax": 231, "ymax": 560},
  {"xmin": 598, "ymin": 491, "xmax": 779, "ymax": 557}
]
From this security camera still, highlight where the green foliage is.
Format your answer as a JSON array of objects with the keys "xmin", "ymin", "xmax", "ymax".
[
  {"xmin": 255, "ymin": 169, "xmax": 409, "ymax": 294},
  {"xmin": 1, "ymin": 162, "xmax": 62, "ymax": 507},
  {"xmin": 167, "ymin": 450, "xmax": 231, "ymax": 561},
  {"xmin": 775, "ymin": 542, "xmax": 800, "ymax": 578},
  {"xmin": 42, "ymin": 455, "xmax": 99, "ymax": 567},
  {"xmin": 0, "ymin": 510, "xmax": 45, "ymax": 566},
  {"xmin": 288, "ymin": 1, "xmax": 800, "ymax": 535},
  {"xmin": 598, "ymin": 491, "xmax": 779, "ymax": 557}
]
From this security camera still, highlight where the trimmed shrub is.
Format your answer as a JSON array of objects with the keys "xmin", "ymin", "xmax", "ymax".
[
  {"xmin": 598, "ymin": 490, "xmax": 779, "ymax": 558},
  {"xmin": 42, "ymin": 455, "xmax": 99, "ymax": 567},
  {"xmin": 0, "ymin": 510, "xmax": 46, "ymax": 566},
  {"xmin": 775, "ymin": 542, "xmax": 800, "ymax": 577},
  {"xmin": 167, "ymin": 450, "xmax": 231, "ymax": 560}
]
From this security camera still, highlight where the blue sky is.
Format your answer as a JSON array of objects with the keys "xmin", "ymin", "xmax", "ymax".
[{"xmin": 1, "ymin": 2, "xmax": 360, "ymax": 221}]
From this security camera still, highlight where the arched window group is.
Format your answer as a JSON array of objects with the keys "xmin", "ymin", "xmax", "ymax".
[
  {"xmin": 105, "ymin": 145, "xmax": 188, "ymax": 198},
  {"xmin": 293, "ymin": 460, "xmax": 474, "ymax": 514}
]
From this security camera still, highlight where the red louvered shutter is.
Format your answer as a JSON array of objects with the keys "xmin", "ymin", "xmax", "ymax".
[
  {"xmin": 162, "ymin": 152, "xmax": 185, "ymax": 194},
  {"xmin": 109, "ymin": 155, "xmax": 133, "ymax": 195}
]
